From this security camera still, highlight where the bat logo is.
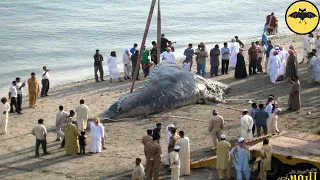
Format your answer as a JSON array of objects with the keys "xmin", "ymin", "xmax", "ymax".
[
  {"xmin": 288, "ymin": 8, "xmax": 317, "ymax": 24},
  {"xmin": 285, "ymin": 0, "xmax": 319, "ymax": 35}
]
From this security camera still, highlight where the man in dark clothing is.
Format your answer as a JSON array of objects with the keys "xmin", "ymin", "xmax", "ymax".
[
  {"xmin": 93, "ymin": 49, "xmax": 104, "ymax": 82},
  {"xmin": 130, "ymin": 43, "xmax": 138, "ymax": 55},
  {"xmin": 161, "ymin": 34, "xmax": 169, "ymax": 53},
  {"xmin": 235, "ymin": 48, "xmax": 247, "ymax": 79},
  {"xmin": 265, "ymin": 41, "xmax": 274, "ymax": 74},
  {"xmin": 152, "ymin": 123, "xmax": 162, "ymax": 141},
  {"xmin": 248, "ymin": 42, "xmax": 259, "ymax": 75},
  {"xmin": 131, "ymin": 50, "xmax": 140, "ymax": 80},
  {"xmin": 210, "ymin": 44, "xmax": 220, "ymax": 77},
  {"xmin": 235, "ymin": 36, "xmax": 244, "ymax": 48},
  {"xmin": 150, "ymin": 41, "xmax": 158, "ymax": 65},
  {"xmin": 254, "ymin": 104, "xmax": 269, "ymax": 137}
]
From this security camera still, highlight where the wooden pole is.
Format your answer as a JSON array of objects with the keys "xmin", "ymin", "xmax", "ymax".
[
  {"xmin": 130, "ymin": 0, "xmax": 156, "ymax": 93},
  {"xmin": 157, "ymin": 0, "xmax": 161, "ymax": 64}
]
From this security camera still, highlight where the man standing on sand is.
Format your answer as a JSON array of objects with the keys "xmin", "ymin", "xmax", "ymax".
[
  {"xmin": 41, "ymin": 66, "xmax": 50, "ymax": 97},
  {"xmin": 168, "ymin": 128, "xmax": 180, "ymax": 155},
  {"xmin": 230, "ymin": 137, "xmax": 250, "ymax": 180},
  {"xmin": 248, "ymin": 42, "xmax": 259, "ymax": 75},
  {"xmin": 145, "ymin": 137, "xmax": 162, "ymax": 180},
  {"xmin": 216, "ymin": 134, "xmax": 231, "ymax": 180},
  {"xmin": 122, "ymin": 49, "xmax": 132, "ymax": 80},
  {"xmin": 150, "ymin": 41, "xmax": 158, "ymax": 65},
  {"xmin": 142, "ymin": 129, "xmax": 153, "ymax": 168},
  {"xmin": 268, "ymin": 50, "xmax": 281, "ymax": 84},
  {"xmin": 169, "ymin": 145, "xmax": 181, "ymax": 180},
  {"xmin": 131, "ymin": 50, "xmax": 140, "ymax": 80},
  {"xmin": 56, "ymin": 105, "xmax": 68, "ymax": 141},
  {"xmin": 27, "ymin": 72, "xmax": 40, "ymax": 108},
  {"xmin": 165, "ymin": 124, "xmax": 175, "ymax": 166},
  {"xmin": 184, "ymin": 43, "xmax": 195, "ymax": 71},
  {"xmin": 257, "ymin": 41, "xmax": 267, "ymax": 73},
  {"xmin": 9, "ymin": 81, "xmax": 19, "ymax": 114},
  {"xmin": 93, "ymin": 49, "xmax": 104, "ymax": 82},
  {"xmin": 221, "ymin": 42, "xmax": 230, "ymax": 75},
  {"xmin": 63, "ymin": 116, "xmax": 80, "ymax": 155},
  {"xmin": 235, "ymin": 48, "xmax": 248, "ymax": 79},
  {"xmin": 176, "ymin": 131, "xmax": 191, "ymax": 176},
  {"xmin": 254, "ymin": 104, "xmax": 269, "ymax": 137},
  {"xmin": 160, "ymin": 47, "xmax": 175, "ymax": 63},
  {"xmin": 265, "ymin": 41, "xmax": 274, "ymax": 74},
  {"xmin": 208, "ymin": 109, "xmax": 224, "ymax": 147},
  {"xmin": 235, "ymin": 36, "xmax": 245, "ymax": 48},
  {"xmin": 152, "ymin": 123, "xmax": 162, "ymax": 142},
  {"xmin": 130, "ymin": 43, "xmax": 138, "ymax": 55},
  {"xmin": 32, "ymin": 119, "xmax": 50, "ymax": 157},
  {"xmin": 288, "ymin": 75, "xmax": 301, "ymax": 111},
  {"xmin": 15, "ymin": 77, "xmax": 25, "ymax": 112},
  {"xmin": 75, "ymin": 99, "xmax": 90, "ymax": 131},
  {"xmin": 230, "ymin": 38, "xmax": 240, "ymax": 68},
  {"xmin": 257, "ymin": 139, "xmax": 272, "ymax": 180},
  {"xmin": 267, "ymin": 108, "xmax": 281, "ymax": 134},
  {"xmin": 210, "ymin": 44, "xmax": 221, "ymax": 77},
  {"xmin": 300, "ymin": 33, "xmax": 314, "ymax": 64},
  {"xmin": 240, "ymin": 109, "xmax": 253, "ymax": 140},
  {"xmin": 0, "ymin": 97, "xmax": 10, "ymax": 134},
  {"xmin": 132, "ymin": 158, "xmax": 145, "ymax": 180}
]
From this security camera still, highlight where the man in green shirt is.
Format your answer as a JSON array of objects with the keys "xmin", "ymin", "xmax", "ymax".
[{"xmin": 142, "ymin": 46, "xmax": 149, "ymax": 65}]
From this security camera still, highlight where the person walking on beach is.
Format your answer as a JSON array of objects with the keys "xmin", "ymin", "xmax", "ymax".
[
  {"xmin": 235, "ymin": 36, "xmax": 244, "ymax": 48},
  {"xmin": 235, "ymin": 48, "xmax": 247, "ymax": 79},
  {"xmin": 184, "ymin": 43, "xmax": 195, "ymax": 71},
  {"xmin": 122, "ymin": 49, "xmax": 132, "ymax": 80},
  {"xmin": 216, "ymin": 134, "xmax": 231, "ymax": 180},
  {"xmin": 15, "ymin": 77, "xmax": 25, "ymax": 112},
  {"xmin": 41, "ymin": 66, "xmax": 50, "ymax": 97},
  {"xmin": 257, "ymin": 41, "xmax": 267, "ymax": 73},
  {"xmin": 32, "ymin": 119, "xmax": 49, "ymax": 157},
  {"xmin": 108, "ymin": 51, "xmax": 122, "ymax": 83},
  {"xmin": 248, "ymin": 42, "xmax": 259, "ymax": 75},
  {"xmin": 89, "ymin": 117, "xmax": 104, "ymax": 153},
  {"xmin": 9, "ymin": 81, "xmax": 19, "ymax": 114},
  {"xmin": 93, "ymin": 49, "xmax": 104, "ymax": 82},
  {"xmin": 150, "ymin": 41, "xmax": 158, "ymax": 65},
  {"xmin": 208, "ymin": 109, "xmax": 224, "ymax": 147},
  {"xmin": 27, "ymin": 72, "xmax": 40, "ymax": 108},
  {"xmin": 56, "ymin": 105, "xmax": 68, "ymax": 141},
  {"xmin": 131, "ymin": 50, "xmax": 140, "ymax": 80},
  {"xmin": 210, "ymin": 44, "xmax": 220, "ymax": 77},
  {"xmin": 230, "ymin": 38, "xmax": 240, "ymax": 68},
  {"xmin": 221, "ymin": 42, "xmax": 230, "ymax": 75},
  {"xmin": 300, "ymin": 33, "xmax": 314, "ymax": 64},
  {"xmin": 63, "ymin": 116, "xmax": 80, "ymax": 155},
  {"xmin": 0, "ymin": 97, "xmax": 10, "ymax": 134},
  {"xmin": 75, "ymin": 99, "xmax": 90, "ymax": 131},
  {"xmin": 130, "ymin": 43, "xmax": 138, "ymax": 55}
]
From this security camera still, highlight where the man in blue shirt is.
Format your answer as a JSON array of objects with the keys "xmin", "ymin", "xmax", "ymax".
[
  {"xmin": 230, "ymin": 137, "xmax": 250, "ymax": 180},
  {"xmin": 184, "ymin": 43, "xmax": 195, "ymax": 71},
  {"xmin": 221, "ymin": 42, "xmax": 230, "ymax": 75},
  {"xmin": 265, "ymin": 40, "xmax": 274, "ymax": 74},
  {"xmin": 130, "ymin": 43, "xmax": 138, "ymax": 55}
]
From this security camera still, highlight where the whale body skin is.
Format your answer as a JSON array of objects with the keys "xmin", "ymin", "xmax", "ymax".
[{"xmin": 106, "ymin": 62, "xmax": 229, "ymax": 119}]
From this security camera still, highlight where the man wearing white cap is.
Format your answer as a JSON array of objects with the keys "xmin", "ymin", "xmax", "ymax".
[
  {"xmin": 230, "ymin": 137, "xmax": 250, "ymax": 180},
  {"xmin": 216, "ymin": 134, "xmax": 231, "ymax": 180},
  {"xmin": 165, "ymin": 124, "xmax": 175, "ymax": 166},
  {"xmin": 208, "ymin": 109, "xmax": 224, "ymax": 147},
  {"xmin": 267, "ymin": 108, "xmax": 281, "ymax": 134},
  {"xmin": 169, "ymin": 145, "xmax": 181, "ymax": 180},
  {"xmin": 240, "ymin": 109, "xmax": 254, "ymax": 140}
]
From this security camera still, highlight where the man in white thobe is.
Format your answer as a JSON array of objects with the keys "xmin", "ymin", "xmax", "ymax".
[
  {"xmin": 160, "ymin": 47, "xmax": 175, "ymax": 63},
  {"xmin": 176, "ymin": 131, "xmax": 191, "ymax": 176},
  {"xmin": 278, "ymin": 46, "xmax": 289, "ymax": 76},
  {"xmin": 75, "ymin": 99, "xmax": 90, "ymax": 131},
  {"xmin": 132, "ymin": 158, "xmax": 145, "ymax": 180},
  {"xmin": 165, "ymin": 124, "xmax": 175, "ymax": 166},
  {"xmin": 230, "ymin": 38, "xmax": 240, "ymax": 67},
  {"xmin": 169, "ymin": 145, "xmax": 181, "ymax": 180},
  {"xmin": 56, "ymin": 105, "xmax": 68, "ymax": 141},
  {"xmin": 240, "ymin": 109, "xmax": 253, "ymax": 140},
  {"xmin": 300, "ymin": 33, "xmax": 315, "ymax": 64},
  {"xmin": 1, "ymin": 97, "xmax": 10, "ymax": 134},
  {"xmin": 122, "ymin": 49, "xmax": 132, "ymax": 80},
  {"xmin": 268, "ymin": 108, "xmax": 281, "ymax": 134},
  {"xmin": 268, "ymin": 50, "xmax": 281, "ymax": 84}
]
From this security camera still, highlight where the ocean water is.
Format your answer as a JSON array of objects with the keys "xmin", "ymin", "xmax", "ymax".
[{"xmin": 0, "ymin": 0, "xmax": 318, "ymax": 96}]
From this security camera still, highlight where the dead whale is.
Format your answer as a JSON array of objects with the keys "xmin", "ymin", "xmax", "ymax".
[{"xmin": 105, "ymin": 62, "xmax": 229, "ymax": 119}]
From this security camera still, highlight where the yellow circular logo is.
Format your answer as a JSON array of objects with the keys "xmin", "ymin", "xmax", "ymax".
[{"xmin": 285, "ymin": 0, "xmax": 319, "ymax": 35}]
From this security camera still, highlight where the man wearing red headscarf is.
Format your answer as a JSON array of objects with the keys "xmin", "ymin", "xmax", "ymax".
[{"xmin": 266, "ymin": 12, "xmax": 278, "ymax": 35}]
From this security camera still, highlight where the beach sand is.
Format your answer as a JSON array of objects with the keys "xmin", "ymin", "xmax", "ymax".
[{"xmin": 0, "ymin": 32, "xmax": 319, "ymax": 180}]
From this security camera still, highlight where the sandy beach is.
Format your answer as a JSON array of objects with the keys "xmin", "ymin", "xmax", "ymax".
[{"xmin": 0, "ymin": 32, "xmax": 319, "ymax": 180}]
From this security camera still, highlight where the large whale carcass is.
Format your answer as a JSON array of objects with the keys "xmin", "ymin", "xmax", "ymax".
[{"xmin": 105, "ymin": 62, "xmax": 230, "ymax": 119}]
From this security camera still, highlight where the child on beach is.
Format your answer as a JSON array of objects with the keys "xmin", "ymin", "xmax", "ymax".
[
  {"xmin": 183, "ymin": 60, "xmax": 191, "ymax": 72},
  {"xmin": 79, "ymin": 131, "xmax": 86, "ymax": 155}
]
